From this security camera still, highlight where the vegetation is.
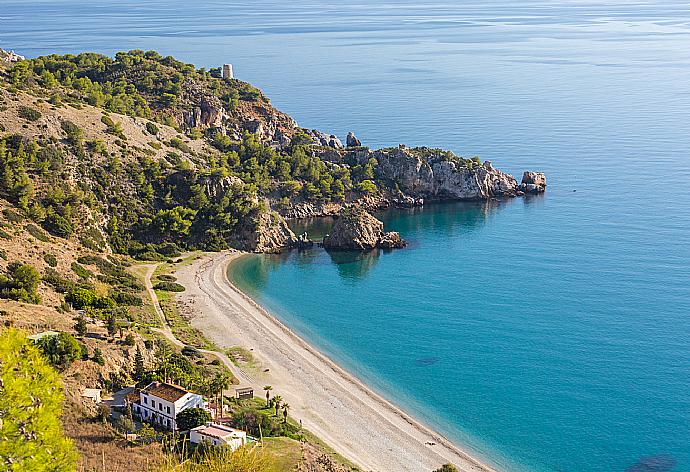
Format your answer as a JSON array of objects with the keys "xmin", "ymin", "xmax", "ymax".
[
  {"xmin": 0, "ymin": 328, "xmax": 78, "ymax": 470},
  {"xmin": 35, "ymin": 331, "xmax": 82, "ymax": 370},
  {"xmin": 176, "ymin": 407, "xmax": 211, "ymax": 431},
  {"xmin": 0, "ymin": 261, "xmax": 41, "ymax": 303}
]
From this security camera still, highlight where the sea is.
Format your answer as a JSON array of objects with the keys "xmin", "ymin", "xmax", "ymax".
[{"xmin": 2, "ymin": 1, "xmax": 689, "ymax": 471}]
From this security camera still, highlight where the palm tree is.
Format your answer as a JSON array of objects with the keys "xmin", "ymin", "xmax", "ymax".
[
  {"xmin": 282, "ymin": 403, "xmax": 290, "ymax": 424},
  {"xmin": 263, "ymin": 385, "xmax": 272, "ymax": 407},
  {"xmin": 273, "ymin": 395, "xmax": 282, "ymax": 417},
  {"xmin": 212, "ymin": 373, "xmax": 231, "ymax": 419}
]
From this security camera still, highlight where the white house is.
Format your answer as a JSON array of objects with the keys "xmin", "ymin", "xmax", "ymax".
[
  {"xmin": 190, "ymin": 423, "xmax": 247, "ymax": 450},
  {"xmin": 133, "ymin": 381, "xmax": 204, "ymax": 430},
  {"xmin": 81, "ymin": 388, "xmax": 102, "ymax": 404}
]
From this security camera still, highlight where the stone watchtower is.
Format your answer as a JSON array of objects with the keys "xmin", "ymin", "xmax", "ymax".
[{"xmin": 222, "ymin": 64, "xmax": 233, "ymax": 79}]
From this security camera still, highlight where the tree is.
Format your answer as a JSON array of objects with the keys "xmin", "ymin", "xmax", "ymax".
[
  {"xmin": 0, "ymin": 262, "xmax": 41, "ymax": 303},
  {"xmin": 92, "ymin": 347, "xmax": 105, "ymax": 366},
  {"xmin": 36, "ymin": 332, "xmax": 81, "ymax": 370},
  {"xmin": 210, "ymin": 372, "xmax": 230, "ymax": 420},
  {"xmin": 133, "ymin": 346, "xmax": 145, "ymax": 381},
  {"xmin": 273, "ymin": 395, "xmax": 282, "ymax": 417},
  {"xmin": 123, "ymin": 333, "xmax": 135, "ymax": 346},
  {"xmin": 0, "ymin": 328, "xmax": 78, "ymax": 470},
  {"xmin": 74, "ymin": 315, "xmax": 87, "ymax": 337},
  {"xmin": 263, "ymin": 385, "xmax": 272, "ymax": 407},
  {"xmin": 282, "ymin": 403, "xmax": 290, "ymax": 424},
  {"xmin": 107, "ymin": 314, "xmax": 117, "ymax": 337},
  {"xmin": 176, "ymin": 407, "xmax": 211, "ymax": 431}
]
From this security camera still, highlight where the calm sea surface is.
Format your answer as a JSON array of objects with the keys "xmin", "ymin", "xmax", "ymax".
[{"xmin": 3, "ymin": 1, "xmax": 690, "ymax": 470}]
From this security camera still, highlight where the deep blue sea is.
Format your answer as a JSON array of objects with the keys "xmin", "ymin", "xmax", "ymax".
[{"xmin": 3, "ymin": 1, "xmax": 690, "ymax": 470}]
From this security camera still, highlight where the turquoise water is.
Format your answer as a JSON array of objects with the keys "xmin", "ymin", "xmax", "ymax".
[{"xmin": 3, "ymin": 1, "xmax": 690, "ymax": 470}]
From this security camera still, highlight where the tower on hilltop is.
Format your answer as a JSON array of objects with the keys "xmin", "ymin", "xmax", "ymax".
[{"xmin": 222, "ymin": 64, "xmax": 233, "ymax": 79}]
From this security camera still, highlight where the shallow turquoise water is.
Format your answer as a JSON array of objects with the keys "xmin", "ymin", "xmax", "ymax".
[{"xmin": 4, "ymin": 1, "xmax": 690, "ymax": 470}]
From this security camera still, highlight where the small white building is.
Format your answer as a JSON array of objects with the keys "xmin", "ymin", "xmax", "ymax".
[
  {"xmin": 190, "ymin": 423, "xmax": 247, "ymax": 450},
  {"xmin": 81, "ymin": 388, "xmax": 102, "ymax": 404},
  {"xmin": 222, "ymin": 63, "xmax": 233, "ymax": 79},
  {"xmin": 133, "ymin": 381, "xmax": 204, "ymax": 430}
]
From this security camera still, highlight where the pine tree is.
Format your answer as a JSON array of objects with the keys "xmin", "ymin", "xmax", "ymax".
[
  {"xmin": 106, "ymin": 314, "xmax": 116, "ymax": 337},
  {"xmin": 92, "ymin": 347, "xmax": 105, "ymax": 366},
  {"xmin": 74, "ymin": 315, "xmax": 87, "ymax": 337},
  {"xmin": 133, "ymin": 346, "xmax": 145, "ymax": 381},
  {"xmin": 0, "ymin": 328, "xmax": 78, "ymax": 470}
]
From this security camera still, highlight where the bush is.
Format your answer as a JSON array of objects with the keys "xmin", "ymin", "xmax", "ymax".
[
  {"xmin": 0, "ymin": 262, "xmax": 41, "ymax": 303},
  {"xmin": 43, "ymin": 253, "xmax": 58, "ymax": 267},
  {"xmin": 157, "ymin": 274, "xmax": 176, "ymax": 282},
  {"xmin": 176, "ymin": 407, "xmax": 211, "ymax": 431},
  {"xmin": 26, "ymin": 224, "xmax": 50, "ymax": 242},
  {"xmin": 112, "ymin": 291, "xmax": 143, "ymax": 306},
  {"xmin": 36, "ymin": 332, "xmax": 81, "ymax": 370},
  {"xmin": 71, "ymin": 261, "xmax": 93, "ymax": 279},
  {"xmin": 18, "ymin": 105, "xmax": 42, "ymax": 121},
  {"xmin": 43, "ymin": 211, "xmax": 73, "ymax": 238},
  {"xmin": 65, "ymin": 287, "xmax": 114, "ymax": 309},
  {"xmin": 153, "ymin": 281, "xmax": 185, "ymax": 292},
  {"xmin": 146, "ymin": 121, "xmax": 159, "ymax": 135},
  {"xmin": 123, "ymin": 333, "xmax": 135, "ymax": 346},
  {"xmin": 42, "ymin": 268, "xmax": 76, "ymax": 293},
  {"xmin": 92, "ymin": 347, "xmax": 105, "ymax": 366}
]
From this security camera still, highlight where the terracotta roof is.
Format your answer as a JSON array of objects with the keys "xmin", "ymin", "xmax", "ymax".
[{"xmin": 142, "ymin": 381, "xmax": 191, "ymax": 403}]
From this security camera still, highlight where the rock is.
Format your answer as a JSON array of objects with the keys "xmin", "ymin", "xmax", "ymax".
[
  {"xmin": 520, "ymin": 171, "xmax": 547, "ymax": 193},
  {"xmin": 234, "ymin": 209, "xmax": 296, "ymax": 253},
  {"xmin": 328, "ymin": 135, "xmax": 343, "ymax": 149},
  {"xmin": 373, "ymin": 147, "xmax": 519, "ymax": 200},
  {"xmin": 323, "ymin": 207, "xmax": 406, "ymax": 251},
  {"xmin": 378, "ymin": 231, "xmax": 406, "ymax": 249},
  {"xmin": 294, "ymin": 232, "xmax": 314, "ymax": 249},
  {"xmin": 346, "ymin": 132, "xmax": 362, "ymax": 147}
]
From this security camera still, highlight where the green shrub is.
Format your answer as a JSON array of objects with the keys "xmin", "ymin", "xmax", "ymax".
[
  {"xmin": 65, "ymin": 287, "xmax": 115, "ymax": 309},
  {"xmin": 60, "ymin": 120, "xmax": 83, "ymax": 145},
  {"xmin": 71, "ymin": 262, "xmax": 93, "ymax": 279},
  {"xmin": 43, "ymin": 211, "xmax": 73, "ymax": 238},
  {"xmin": 36, "ymin": 332, "xmax": 81, "ymax": 370},
  {"xmin": 153, "ymin": 281, "xmax": 185, "ymax": 292},
  {"xmin": 2, "ymin": 209, "xmax": 23, "ymax": 223},
  {"xmin": 157, "ymin": 274, "xmax": 176, "ymax": 282},
  {"xmin": 0, "ymin": 262, "xmax": 41, "ymax": 303},
  {"xmin": 44, "ymin": 253, "xmax": 58, "ymax": 267},
  {"xmin": 112, "ymin": 292, "xmax": 143, "ymax": 306},
  {"xmin": 18, "ymin": 105, "xmax": 42, "ymax": 122},
  {"xmin": 26, "ymin": 224, "xmax": 50, "ymax": 242},
  {"xmin": 42, "ymin": 268, "xmax": 76, "ymax": 293},
  {"xmin": 146, "ymin": 121, "xmax": 159, "ymax": 135}
]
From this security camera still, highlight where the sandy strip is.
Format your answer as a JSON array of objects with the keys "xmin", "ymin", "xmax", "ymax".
[{"xmin": 175, "ymin": 251, "xmax": 498, "ymax": 472}]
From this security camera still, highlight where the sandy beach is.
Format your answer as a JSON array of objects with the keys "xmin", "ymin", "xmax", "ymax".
[{"xmin": 175, "ymin": 251, "xmax": 497, "ymax": 472}]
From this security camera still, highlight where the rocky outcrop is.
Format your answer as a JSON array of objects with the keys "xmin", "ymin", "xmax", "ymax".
[
  {"xmin": 374, "ymin": 147, "xmax": 518, "ymax": 200},
  {"xmin": 308, "ymin": 130, "xmax": 343, "ymax": 149},
  {"xmin": 519, "ymin": 171, "xmax": 547, "ymax": 194},
  {"xmin": 346, "ymin": 132, "xmax": 362, "ymax": 148},
  {"xmin": 323, "ymin": 207, "xmax": 406, "ymax": 251},
  {"xmin": 234, "ymin": 210, "xmax": 296, "ymax": 253}
]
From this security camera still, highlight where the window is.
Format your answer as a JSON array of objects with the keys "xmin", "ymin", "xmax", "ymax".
[
  {"xmin": 167, "ymin": 406, "xmax": 171, "ymax": 414},
  {"xmin": 159, "ymin": 403, "xmax": 163, "ymax": 411},
  {"xmin": 151, "ymin": 400, "xmax": 155, "ymax": 408},
  {"xmin": 143, "ymin": 397, "xmax": 147, "ymax": 405}
]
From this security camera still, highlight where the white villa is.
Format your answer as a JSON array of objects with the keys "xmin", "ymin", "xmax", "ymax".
[
  {"xmin": 190, "ymin": 423, "xmax": 247, "ymax": 450},
  {"xmin": 133, "ymin": 381, "xmax": 204, "ymax": 430}
]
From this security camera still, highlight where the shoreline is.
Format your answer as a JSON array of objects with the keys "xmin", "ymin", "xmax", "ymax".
[{"xmin": 175, "ymin": 250, "xmax": 499, "ymax": 471}]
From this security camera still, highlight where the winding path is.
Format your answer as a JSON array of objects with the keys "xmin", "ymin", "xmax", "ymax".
[{"xmin": 136, "ymin": 262, "xmax": 253, "ymax": 388}]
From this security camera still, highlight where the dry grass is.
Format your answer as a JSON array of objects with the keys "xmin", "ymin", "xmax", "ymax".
[{"xmin": 62, "ymin": 398, "xmax": 164, "ymax": 472}]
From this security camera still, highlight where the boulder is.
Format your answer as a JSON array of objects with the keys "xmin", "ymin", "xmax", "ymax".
[
  {"xmin": 520, "ymin": 171, "xmax": 547, "ymax": 193},
  {"xmin": 328, "ymin": 135, "xmax": 344, "ymax": 149},
  {"xmin": 346, "ymin": 132, "xmax": 362, "ymax": 147},
  {"xmin": 378, "ymin": 231, "xmax": 406, "ymax": 249},
  {"xmin": 323, "ymin": 207, "xmax": 406, "ymax": 251}
]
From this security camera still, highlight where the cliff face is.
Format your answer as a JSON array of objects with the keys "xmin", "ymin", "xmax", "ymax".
[
  {"xmin": 374, "ymin": 147, "xmax": 518, "ymax": 200},
  {"xmin": 323, "ymin": 207, "xmax": 405, "ymax": 251},
  {"xmin": 233, "ymin": 210, "xmax": 296, "ymax": 253}
]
